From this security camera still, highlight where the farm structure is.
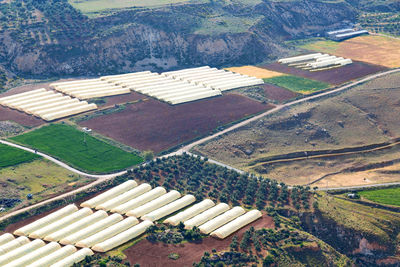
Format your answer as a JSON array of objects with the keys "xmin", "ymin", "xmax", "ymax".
[
  {"xmin": 101, "ymin": 70, "xmax": 222, "ymax": 105},
  {"xmin": 262, "ymin": 61, "xmax": 387, "ymax": 85},
  {"xmin": 2, "ymin": 179, "xmax": 263, "ymax": 264},
  {"xmin": 49, "ymin": 66, "xmax": 263, "ymax": 106},
  {"xmin": 162, "ymin": 66, "xmax": 264, "ymax": 92},
  {"xmin": 50, "ymin": 78, "xmax": 131, "ymax": 99},
  {"xmin": 278, "ymin": 53, "xmax": 352, "ymax": 71},
  {"xmin": 326, "ymin": 28, "xmax": 369, "ymax": 41},
  {"xmin": 0, "ymin": 89, "xmax": 97, "ymax": 121}
]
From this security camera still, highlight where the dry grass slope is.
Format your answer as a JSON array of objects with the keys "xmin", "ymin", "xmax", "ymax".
[{"xmin": 194, "ymin": 72, "xmax": 400, "ymax": 187}]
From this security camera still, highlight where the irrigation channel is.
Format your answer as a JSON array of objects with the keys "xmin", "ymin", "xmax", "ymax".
[{"xmin": 1, "ymin": 68, "xmax": 400, "ymax": 223}]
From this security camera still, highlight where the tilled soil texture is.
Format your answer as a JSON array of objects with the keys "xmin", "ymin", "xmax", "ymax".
[
  {"xmin": 97, "ymin": 92, "xmax": 146, "ymax": 108},
  {"xmin": 262, "ymin": 61, "xmax": 387, "ymax": 85},
  {"xmin": 0, "ymin": 106, "xmax": 45, "ymax": 127},
  {"xmin": 79, "ymin": 94, "xmax": 274, "ymax": 153},
  {"xmin": 124, "ymin": 215, "xmax": 274, "ymax": 267},
  {"xmin": 262, "ymin": 84, "xmax": 300, "ymax": 102}
]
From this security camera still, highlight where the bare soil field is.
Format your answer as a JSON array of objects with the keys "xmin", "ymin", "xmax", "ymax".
[
  {"xmin": 262, "ymin": 84, "xmax": 299, "ymax": 102},
  {"xmin": 313, "ymin": 162, "xmax": 400, "ymax": 188},
  {"xmin": 124, "ymin": 215, "xmax": 274, "ymax": 267},
  {"xmin": 194, "ymin": 72, "xmax": 400, "ymax": 186},
  {"xmin": 0, "ymin": 106, "xmax": 44, "ymax": 127},
  {"xmin": 262, "ymin": 61, "xmax": 387, "ymax": 85},
  {"xmin": 225, "ymin": 65, "xmax": 284, "ymax": 79},
  {"xmin": 98, "ymin": 92, "xmax": 146, "ymax": 108},
  {"xmin": 301, "ymin": 35, "xmax": 400, "ymax": 68},
  {"xmin": 79, "ymin": 94, "xmax": 273, "ymax": 153},
  {"xmin": 249, "ymin": 142, "xmax": 400, "ymax": 186}
]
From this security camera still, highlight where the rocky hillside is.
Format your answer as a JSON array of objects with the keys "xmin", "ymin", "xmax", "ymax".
[{"xmin": 0, "ymin": 0, "xmax": 356, "ymax": 78}]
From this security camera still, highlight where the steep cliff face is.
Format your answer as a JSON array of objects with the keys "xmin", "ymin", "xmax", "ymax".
[
  {"xmin": 0, "ymin": 0, "xmax": 357, "ymax": 77},
  {"xmin": 294, "ymin": 196, "xmax": 400, "ymax": 266}
]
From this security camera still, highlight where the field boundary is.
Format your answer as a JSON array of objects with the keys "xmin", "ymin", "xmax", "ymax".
[{"xmin": 248, "ymin": 138, "xmax": 400, "ymax": 167}]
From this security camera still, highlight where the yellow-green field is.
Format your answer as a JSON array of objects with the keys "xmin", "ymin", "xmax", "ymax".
[
  {"xmin": 69, "ymin": 0, "xmax": 205, "ymax": 14},
  {"xmin": 0, "ymin": 159, "xmax": 94, "ymax": 212}
]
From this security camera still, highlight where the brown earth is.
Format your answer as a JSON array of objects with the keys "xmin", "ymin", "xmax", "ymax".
[
  {"xmin": 99, "ymin": 92, "xmax": 146, "ymax": 108},
  {"xmin": 79, "ymin": 94, "xmax": 274, "ymax": 153},
  {"xmin": 262, "ymin": 84, "xmax": 299, "ymax": 103},
  {"xmin": 0, "ymin": 106, "xmax": 45, "ymax": 127},
  {"xmin": 225, "ymin": 66, "xmax": 284, "ymax": 79},
  {"xmin": 262, "ymin": 61, "xmax": 387, "ymax": 85},
  {"xmin": 124, "ymin": 215, "xmax": 274, "ymax": 267},
  {"xmin": 336, "ymin": 35, "xmax": 400, "ymax": 68}
]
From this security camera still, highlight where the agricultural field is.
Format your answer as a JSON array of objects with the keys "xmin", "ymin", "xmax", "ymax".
[
  {"xmin": 233, "ymin": 84, "xmax": 299, "ymax": 104},
  {"xmin": 262, "ymin": 61, "xmax": 387, "ymax": 85},
  {"xmin": 0, "ymin": 143, "xmax": 40, "ymax": 168},
  {"xmin": 79, "ymin": 94, "xmax": 273, "ymax": 153},
  {"xmin": 10, "ymin": 124, "xmax": 143, "ymax": 173},
  {"xmin": 0, "ymin": 106, "xmax": 45, "ymax": 128},
  {"xmin": 358, "ymin": 187, "xmax": 400, "ymax": 207},
  {"xmin": 358, "ymin": 12, "xmax": 400, "ymax": 37},
  {"xmin": 193, "ymin": 72, "xmax": 400, "ymax": 186},
  {"xmin": 69, "ymin": 0, "xmax": 207, "ymax": 15},
  {"xmin": 2, "ymin": 154, "xmax": 321, "ymax": 267},
  {"xmin": 226, "ymin": 66, "xmax": 284, "ymax": 79},
  {"xmin": 0, "ymin": 159, "xmax": 92, "ymax": 212},
  {"xmin": 300, "ymin": 35, "xmax": 400, "ymax": 68},
  {"xmin": 312, "ymin": 160, "xmax": 400, "ymax": 189},
  {"xmin": 263, "ymin": 75, "xmax": 330, "ymax": 94}
]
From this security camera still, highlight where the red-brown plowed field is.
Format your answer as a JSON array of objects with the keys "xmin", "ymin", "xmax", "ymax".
[
  {"xmin": 0, "ymin": 106, "xmax": 45, "ymax": 127},
  {"xmin": 100, "ymin": 92, "xmax": 146, "ymax": 108},
  {"xmin": 262, "ymin": 84, "xmax": 299, "ymax": 102},
  {"xmin": 124, "ymin": 215, "xmax": 274, "ymax": 267},
  {"xmin": 79, "ymin": 94, "xmax": 274, "ymax": 153},
  {"xmin": 262, "ymin": 61, "xmax": 387, "ymax": 85}
]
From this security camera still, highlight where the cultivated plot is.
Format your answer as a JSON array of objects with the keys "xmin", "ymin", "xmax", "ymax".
[
  {"xmin": 263, "ymin": 75, "xmax": 330, "ymax": 94},
  {"xmin": 225, "ymin": 66, "xmax": 284, "ymax": 79},
  {"xmin": 11, "ymin": 124, "xmax": 143, "ymax": 173},
  {"xmin": 79, "ymin": 94, "xmax": 273, "ymax": 153},
  {"xmin": 262, "ymin": 61, "xmax": 387, "ymax": 85},
  {"xmin": 300, "ymin": 35, "xmax": 400, "ymax": 68}
]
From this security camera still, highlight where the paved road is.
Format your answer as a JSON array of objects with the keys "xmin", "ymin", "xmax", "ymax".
[{"xmin": 1, "ymin": 68, "xmax": 399, "ymax": 223}]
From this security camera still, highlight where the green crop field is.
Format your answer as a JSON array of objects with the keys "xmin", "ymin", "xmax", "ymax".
[
  {"xmin": 11, "ymin": 124, "xmax": 143, "ymax": 173},
  {"xmin": 359, "ymin": 187, "xmax": 400, "ymax": 206},
  {"xmin": 263, "ymin": 75, "xmax": 330, "ymax": 94},
  {"xmin": 0, "ymin": 144, "xmax": 40, "ymax": 168},
  {"xmin": 68, "ymin": 0, "xmax": 204, "ymax": 14}
]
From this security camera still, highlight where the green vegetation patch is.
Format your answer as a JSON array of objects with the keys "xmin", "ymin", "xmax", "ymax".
[
  {"xmin": 263, "ymin": 75, "xmax": 330, "ymax": 94},
  {"xmin": 359, "ymin": 187, "xmax": 400, "ymax": 206},
  {"xmin": 299, "ymin": 39, "xmax": 340, "ymax": 54},
  {"xmin": 0, "ymin": 159, "xmax": 93, "ymax": 206},
  {"xmin": 0, "ymin": 144, "xmax": 40, "ymax": 168},
  {"xmin": 11, "ymin": 124, "xmax": 143, "ymax": 173}
]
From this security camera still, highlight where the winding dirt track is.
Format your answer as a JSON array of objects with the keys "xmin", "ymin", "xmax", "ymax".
[{"xmin": 1, "ymin": 68, "xmax": 399, "ymax": 223}]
